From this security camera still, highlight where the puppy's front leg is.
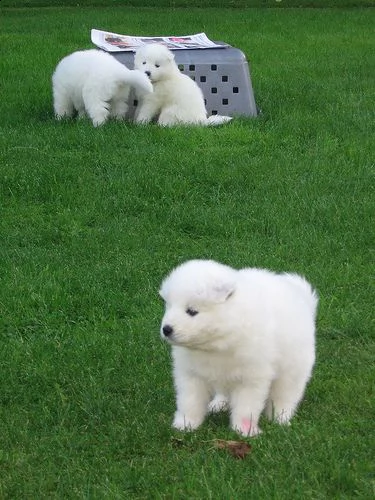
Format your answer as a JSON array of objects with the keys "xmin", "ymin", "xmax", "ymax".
[
  {"xmin": 173, "ymin": 374, "xmax": 210, "ymax": 431},
  {"xmin": 230, "ymin": 383, "xmax": 270, "ymax": 437},
  {"xmin": 135, "ymin": 97, "xmax": 159, "ymax": 124}
]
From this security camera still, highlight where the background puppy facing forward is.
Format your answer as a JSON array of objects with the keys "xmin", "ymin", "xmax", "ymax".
[
  {"xmin": 52, "ymin": 49, "xmax": 153, "ymax": 127},
  {"xmin": 159, "ymin": 259, "xmax": 318, "ymax": 437},
  {"xmin": 134, "ymin": 44, "xmax": 231, "ymax": 126}
]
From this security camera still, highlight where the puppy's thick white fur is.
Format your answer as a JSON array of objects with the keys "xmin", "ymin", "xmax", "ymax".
[
  {"xmin": 134, "ymin": 44, "xmax": 231, "ymax": 126},
  {"xmin": 52, "ymin": 49, "xmax": 153, "ymax": 126},
  {"xmin": 160, "ymin": 259, "xmax": 317, "ymax": 437}
]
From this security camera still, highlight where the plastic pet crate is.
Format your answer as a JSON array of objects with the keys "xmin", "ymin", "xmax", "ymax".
[{"xmin": 112, "ymin": 45, "xmax": 258, "ymax": 119}]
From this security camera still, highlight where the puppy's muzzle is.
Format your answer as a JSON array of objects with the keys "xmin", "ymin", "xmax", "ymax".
[
  {"xmin": 162, "ymin": 324, "xmax": 173, "ymax": 337},
  {"xmin": 145, "ymin": 71, "xmax": 151, "ymax": 78}
]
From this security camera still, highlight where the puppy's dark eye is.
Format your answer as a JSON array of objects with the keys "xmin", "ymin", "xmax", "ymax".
[
  {"xmin": 186, "ymin": 307, "xmax": 198, "ymax": 317},
  {"xmin": 142, "ymin": 61, "xmax": 146, "ymax": 65},
  {"xmin": 155, "ymin": 63, "xmax": 160, "ymax": 68}
]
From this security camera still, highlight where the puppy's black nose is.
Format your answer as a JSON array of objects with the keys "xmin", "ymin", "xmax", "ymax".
[
  {"xmin": 145, "ymin": 71, "xmax": 151, "ymax": 77},
  {"xmin": 162, "ymin": 325, "xmax": 173, "ymax": 337}
]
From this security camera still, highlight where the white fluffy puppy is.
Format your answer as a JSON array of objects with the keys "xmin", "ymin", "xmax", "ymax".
[
  {"xmin": 134, "ymin": 44, "xmax": 232, "ymax": 126},
  {"xmin": 52, "ymin": 49, "xmax": 153, "ymax": 126},
  {"xmin": 159, "ymin": 259, "xmax": 317, "ymax": 437}
]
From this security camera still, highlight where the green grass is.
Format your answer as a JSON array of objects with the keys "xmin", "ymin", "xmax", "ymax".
[
  {"xmin": 1, "ymin": 4, "xmax": 374, "ymax": 499},
  {"xmin": 1, "ymin": 1, "xmax": 375, "ymax": 8}
]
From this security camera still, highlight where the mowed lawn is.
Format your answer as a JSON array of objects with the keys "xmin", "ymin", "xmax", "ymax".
[{"xmin": 0, "ymin": 3, "xmax": 374, "ymax": 499}]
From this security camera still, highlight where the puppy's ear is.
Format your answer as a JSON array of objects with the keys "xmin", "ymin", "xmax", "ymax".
[{"xmin": 209, "ymin": 281, "xmax": 236, "ymax": 303}]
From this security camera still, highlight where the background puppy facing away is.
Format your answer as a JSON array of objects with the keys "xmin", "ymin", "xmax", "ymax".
[
  {"xmin": 159, "ymin": 259, "xmax": 318, "ymax": 437},
  {"xmin": 134, "ymin": 44, "xmax": 232, "ymax": 126},
  {"xmin": 52, "ymin": 49, "xmax": 153, "ymax": 127}
]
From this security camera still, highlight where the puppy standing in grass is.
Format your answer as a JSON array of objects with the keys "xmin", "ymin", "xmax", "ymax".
[
  {"xmin": 52, "ymin": 49, "xmax": 153, "ymax": 126},
  {"xmin": 159, "ymin": 259, "xmax": 318, "ymax": 437},
  {"xmin": 134, "ymin": 43, "xmax": 232, "ymax": 126}
]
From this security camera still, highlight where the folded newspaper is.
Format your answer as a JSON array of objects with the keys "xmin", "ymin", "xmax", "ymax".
[{"xmin": 91, "ymin": 29, "xmax": 228, "ymax": 52}]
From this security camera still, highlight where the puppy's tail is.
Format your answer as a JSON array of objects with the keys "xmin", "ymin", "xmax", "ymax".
[
  {"xmin": 284, "ymin": 273, "xmax": 319, "ymax": 319},
  {"xmin": 122, "ymin": 69, "xmax": 153, "ymax": 96},
  {"xmin": 206, "ymin": 115, "xmax": 233, "ymax": 126}
]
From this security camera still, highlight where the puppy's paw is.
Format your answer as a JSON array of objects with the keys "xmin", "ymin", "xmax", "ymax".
[
  {"xmin": 172, "ymin": 412, "xmax": 202, "ymax": 431},
  {"xmin": 90, "ymin": 106, "xmax": 110, "ymax": 127},
  {"xmin": 92, "ymin": 116, "xmax": 107, "ymax": 127},
  {"xmin": 208, "ymin": 395, "xmax": 229, "ymax": 413},
  {"xmin": 232, "ymin": 418, "xmax": 262, "ymax": 437},
  {"xmin": 135, "ymin": 115, "xmax": 152, "ymax": 125},
  {"xmin": 275, "ymin": 413, "xmax": 292, "ymax": 426}
]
